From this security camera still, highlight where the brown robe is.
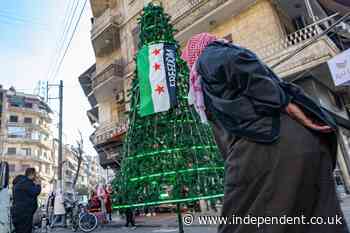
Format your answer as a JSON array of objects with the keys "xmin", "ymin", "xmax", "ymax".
[{"xmin": 212, "ymin": 113, "xmax": 349, "ymax": 233}]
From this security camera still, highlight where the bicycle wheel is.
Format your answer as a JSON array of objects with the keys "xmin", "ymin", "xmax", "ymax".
[{"xmin": 78, "ymin": 213, "xmax": 98, "ymax": 232}]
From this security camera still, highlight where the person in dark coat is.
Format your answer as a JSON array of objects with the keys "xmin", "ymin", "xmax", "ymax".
[
  {"xmin": 182, "ymin": 33, "xmax": 349, "ymax": 233},
  {"xmin": 124, "ymin": 208, "xmax": 136, "ymax": 228},
  {"xmin": 12, "ymin": 167, "xmax": 41, "ymax": 233}
]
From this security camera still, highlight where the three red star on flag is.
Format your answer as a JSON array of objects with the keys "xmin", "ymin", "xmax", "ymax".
[
  {"xmin": 155, "ymin": 84, "xmax": 165, "ymax": 95},
  {"xmin": 152, "ymin": 49, "xmax": 161, "ymax": 56},
  {"xmin": 153, "ymin": 63, "xmax": 161, "ymax": 71}
]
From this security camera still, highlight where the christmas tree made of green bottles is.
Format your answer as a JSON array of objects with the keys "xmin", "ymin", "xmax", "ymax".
[{"xmin": 112, "ymin": 3, "xmax": 224, "ymax": 209}]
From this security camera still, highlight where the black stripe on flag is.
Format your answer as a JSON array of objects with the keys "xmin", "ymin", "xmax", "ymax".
[{"xmin": 163, "ymin": 43, "xmax": 178, "ymax": 107}]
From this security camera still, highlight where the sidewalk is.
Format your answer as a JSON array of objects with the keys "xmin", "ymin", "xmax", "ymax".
[
  {"xmin": 105, "ymin": 196, "xmax": 350, "ymax": 229},
  {"xmin": 106, "ymin": 212, "xmax": 219, "ymax": 228}
]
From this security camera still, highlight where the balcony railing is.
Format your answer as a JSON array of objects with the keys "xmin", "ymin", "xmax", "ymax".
[
  {"xmin": 92, "ymin": 60, "xmax": 124, "ymax": 89},
  {"xmin": 7, "ymin": 137, "xmax": 52, "ymax": 149},
  {"xmin": 254, "ymin": 14, "xmax": 339, "ymax": 63},
  {"xmin": 7, "ymin": 122, "xmax": 51, "ymax": 133},
  {"xmin": 1, "ymin": 154, "xmax": 50, "ymax": 164},
  {"xmin": 91, "ymin": 118, "xmax": 128, "ymax": 145},
  {"xmin": 7, "ymin": 105, "xmax": 52, "ymax": 122},
  {"xmin": 91, "ymin": 8, "xmax": 123, "ymax": 40}
]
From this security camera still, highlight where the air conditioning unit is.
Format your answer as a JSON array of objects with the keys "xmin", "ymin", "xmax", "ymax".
[{"xmin": 116, "ymin": 92, "xmax": 124, "ymax": 103}]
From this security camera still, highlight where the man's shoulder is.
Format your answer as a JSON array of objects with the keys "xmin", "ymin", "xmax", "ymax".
[{"xmin": 13, "ymin": 175, "xmax": 26, "ymax": 186}]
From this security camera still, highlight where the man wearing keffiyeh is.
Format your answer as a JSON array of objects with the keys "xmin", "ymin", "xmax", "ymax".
[{"xmin": 182, "ymin": 33, "xmax": 349, "ymax": 233}]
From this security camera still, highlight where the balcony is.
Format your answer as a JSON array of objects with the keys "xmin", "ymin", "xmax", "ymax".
[
  {"xmin": 92, "ymin": 61, "xmax": 123, "ymax": 89},
  {"xmin": 7, "ymin": 121, "xmax": 51, "ymax": 134},
  {"xmin": 168, "ymin": 0, "xmax": 255, "ymax": 43},
  {"xmin": 78, "ymin": 64, "xmax": 97, "ymax": 108},
  {"xmin": 91, "ymin": 8, "xmax": 123, "ymax": 56},
  {"xmin": 253, "ymin": 14, "xmax": 341, "ymax": 77},
  {"xmin": 7, "ymin": 105, "xmax": 52, "ymax": 123},
  {"xmin": 90, "ymin": 119, "xmax": 127, "ymax": 169},
  {"xmin": 98, "ymin": 149, "xmax": 122, "ymax": 169},
  {"xmin": 1, "ymin": 154, "xmax": 50, "ymax": 164},
  {"xmin": 6, "ymin": 137, "xmax": 52, "ymax": 150},
  {"xmin": 90, "ymin": 119, "xmax": 128, "ymax": 146},
  {"xmin": 92, "ymin": 60, "xmax": 124, "ymax": 102}
]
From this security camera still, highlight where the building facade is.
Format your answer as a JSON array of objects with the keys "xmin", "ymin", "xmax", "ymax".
[
  {"xmin": 80, "ymin": 0, "xmax": 350, "ymax": 188},
  {"xmin": 0, "ymin": 87, "xmax": 55, "ymax": 201},
  {"xmin": 61, "ymin": 144, "xmax": 102, "ymax": 194}
]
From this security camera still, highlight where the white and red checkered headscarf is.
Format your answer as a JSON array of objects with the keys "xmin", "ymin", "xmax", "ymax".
[{"xmin": 181, "ymin": 33, "xmax": 217, "ymax": 123}]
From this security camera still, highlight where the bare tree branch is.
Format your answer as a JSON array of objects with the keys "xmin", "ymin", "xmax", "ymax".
[{"xmin": 72, "ymin": 130, "xmax": 84, "ymax": 190}]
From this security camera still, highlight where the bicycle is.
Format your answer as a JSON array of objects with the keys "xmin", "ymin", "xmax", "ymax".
[{"xmin": 76, "ymin": 205, "xmax": 98, "ymax": 232}]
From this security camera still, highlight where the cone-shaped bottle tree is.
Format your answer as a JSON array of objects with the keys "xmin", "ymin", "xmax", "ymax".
[{"xmin": 112, "ymin": 3, "xmax": 224, "ymax": 209}]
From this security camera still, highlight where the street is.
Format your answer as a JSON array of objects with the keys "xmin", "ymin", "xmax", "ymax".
[{"xmin": 39, "ymin": 196, "xmax": 350, "ymax": 233}]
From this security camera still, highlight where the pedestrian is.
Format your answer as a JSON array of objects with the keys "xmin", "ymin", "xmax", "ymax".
[
  {"xmin": 97, "ymin": 184, "xmax": 107, "ymax": 214},
  {"xmin": 124, "ymin": 207, "xmax": 136, "ymax": 229},
  {"xmin": 12, "ymin": 167, "xmax": 41, "ymax": 233},
  {"xmin": 104, "ymin": 185, "xmax": 113, "ymax": 222},
  {"xmin": 88, "ymin": 190, "xmax": 101, "ymax": 211},
  {"xmin": 182, "ymin": 33, "xmax": 349, "ymax": 233},
  {"xmin": 51, "ymin": 187, "xmax": 66, "ymax": 227}
]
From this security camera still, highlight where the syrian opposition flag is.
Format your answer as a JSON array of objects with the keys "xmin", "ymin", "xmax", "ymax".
[{"xmin": 137, "ymin": 43, "xmax": 178, "ymax": 117}]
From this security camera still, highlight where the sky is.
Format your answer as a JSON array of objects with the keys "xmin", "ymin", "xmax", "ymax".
[{"xmin": 0, "ymin": 0, "xmax": 97, "ymax": 156}]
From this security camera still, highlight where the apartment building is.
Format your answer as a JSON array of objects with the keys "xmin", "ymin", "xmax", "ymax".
[
  {"xmin": 79, "ymin": 0, "xmax": 350, "ymax": 189},
  {"xmin": 0, "ymin": 87, "xmax": 55, "ymax": 201},
  {"xmin": 62, "ymin": 144, "xmax": 102, "ymax": 193}
]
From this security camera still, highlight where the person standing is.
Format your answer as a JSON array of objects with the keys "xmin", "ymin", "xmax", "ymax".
[
  {"xmin": 104, "ymin": 185, "xmax": 113, "ymax": 222},
  {"xmin": 12, "ymin": 167, "xmax": 41, "ymax": 233},
  {"xmin": 182, "ymin": 33, "xmax": 349, "ymax": 233},
  {"xmin": 97, "ymin": 184, "xmax": 107, "ymax": 214},
  {"xmin": 124, "ymin": 208, "xmax": 136, "ymax": 229},
  {"xmin": 51, "ymin": 187, "xmax": 66, "ymax": 227}
]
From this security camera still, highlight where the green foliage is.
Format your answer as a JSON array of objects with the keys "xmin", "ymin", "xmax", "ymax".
[{"xmin": 112, "ymin": 3, "xmax": 224, "ymax": 209}]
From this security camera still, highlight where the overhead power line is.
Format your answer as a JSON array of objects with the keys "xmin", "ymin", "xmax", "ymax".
[
  {"xmin": 50, "ymin": 0, "xmax": 88, "ymax": 82},
  {"xmin": 47, "ymin": 0, "xmax": 80, "ymax": 82}
]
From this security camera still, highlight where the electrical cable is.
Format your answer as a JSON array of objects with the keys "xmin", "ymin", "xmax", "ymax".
[{"xmin": 50, "ymin": 0, "xmax": 88, "ymax": 83}]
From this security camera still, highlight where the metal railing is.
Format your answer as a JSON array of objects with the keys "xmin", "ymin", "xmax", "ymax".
[
  {"xmin": 254, "ymin": 14, "xmax": 338, "ymax": 60},
  {"xmin": 7, "ymin": 121, "xmax": 51, "ymax": 132},
  {"xmin": 92, "ymin": 60, "xmax": 124, "ymax": 89},
  {"xmin": 6, "ymin": 136, "xmax": 52, "ymax": 149},
  {"xmin": 91, "ymin": 118, "xmax": 128, "ymax": 145},
  {"xmin": 7, "ymin": 105, "xmax": 51, "ymax": 120}
]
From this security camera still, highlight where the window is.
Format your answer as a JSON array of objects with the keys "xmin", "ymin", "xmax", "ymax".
[
  {"xmin": 24, "ymin": 117, "xmax": 32, "ymax": 124},
  {"xmin": 9, "ymin": 164, "xmax": 15, "ymax": 172},
  {"xmin": 7, "ymin": 147, "xmax": 16, "ymax": 155},
  {"xmin": 9, "ymin": 115, "xmax": 18, "ymax": 123},
  {"xmin": 24, "ymin": 102, "xmax": 33, "ymax": 108},
  {"xmin": 31, "ymin": 131, "xmax": 39, "ymax": 140},
  {"xmin": 37, "ymin": 149, "xmax": 42, "ymax": 158},
  {"xmin": 7, "ymin": 126, "xmax": 25, "ymax": 138},
  {"xmin": 46, "ymin": 165, "xmax": 50, "ymax": 174},
  {"xmin": 21, "ymin": 148, "xmax": 31, "ymax": 156}
]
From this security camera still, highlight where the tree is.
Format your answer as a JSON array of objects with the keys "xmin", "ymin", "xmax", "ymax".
[
  {"xmin": 112, "ymin": 3, "xmax": 224, "ymax": 210},
  {"xmin": 71, "ymin": 130, "xmax": 84, "ymax": 190}
]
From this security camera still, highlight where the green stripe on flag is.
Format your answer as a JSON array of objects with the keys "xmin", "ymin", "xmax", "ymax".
[{"xmin": 137, "ymin": 46, "xmax": 154, "ymax": 116}]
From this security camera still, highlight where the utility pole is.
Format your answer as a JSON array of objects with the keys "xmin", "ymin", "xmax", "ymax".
[
  {"xmin": 47, "ymin": 80, "xmax": 64, "ymax": 191},
  {"xmin": 58, "ymin": 80, "xmax": 63, "ymax": 190}
]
